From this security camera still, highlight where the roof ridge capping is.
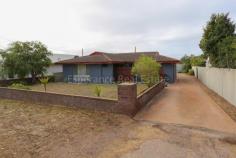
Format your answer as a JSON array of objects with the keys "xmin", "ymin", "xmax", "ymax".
[
  {"xmin": 89, "ymin": 51, "xmax": 107, "ymax": 56},
  {"xmin": 104, "ymin": 51, "xmax": 159, "ymax": 54}
]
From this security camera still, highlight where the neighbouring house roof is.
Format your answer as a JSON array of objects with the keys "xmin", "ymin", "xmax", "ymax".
[
  {"xmin": 56, "ymin": 51, "xmax": 180, "ymax": 64},
  {"xmin": 50, "ymin": 53, "xmax": 76, "ymax": 63}
]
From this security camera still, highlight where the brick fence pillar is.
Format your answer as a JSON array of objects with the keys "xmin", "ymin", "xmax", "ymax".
[{"xmin": 117, "ymin": 83, "xmax": 137, "ymax": 116}]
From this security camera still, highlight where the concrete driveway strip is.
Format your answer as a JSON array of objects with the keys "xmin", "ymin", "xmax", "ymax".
[{"xmin": 135, "ymin": 74, "xmax": 236, "ymax": 134}]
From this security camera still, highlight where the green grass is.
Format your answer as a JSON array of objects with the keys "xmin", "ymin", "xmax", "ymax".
[{"xmin": 29, "ymin": 82, "xmax": 148, "ymax": 99}]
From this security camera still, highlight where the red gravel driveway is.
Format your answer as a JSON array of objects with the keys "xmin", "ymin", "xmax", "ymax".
[{"xmin": 136, "ymin": 74, "xmax": 236, "ymax": 134}]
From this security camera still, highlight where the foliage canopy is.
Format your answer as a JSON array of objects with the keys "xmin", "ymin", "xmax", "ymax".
[
  {"xmin": 94, "ymin": 86, "xmax": 102, "ymax": 97},
  {"xmin": 180, "ymin": 54, "xmax": 205, "ymax": 73},
  {"xmin": 1, "ymin": 41, "xmax": 52, "ymax": 83},
  {"xmin": 180, "ymin": 55, "xmax": 192, "ymax": 73},
  {"xmin": 132, "ymin": 55, "xmax": 161, "ymax": 87},
  {"xmin": 199, "ymin": 13, "xmax": 236, "ymax": 68},
  {"xmin": 39, "ymin": 77, "xmax": 49, "ymax": 92}
]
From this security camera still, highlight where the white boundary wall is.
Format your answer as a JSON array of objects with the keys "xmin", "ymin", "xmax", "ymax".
[{"xmin": 193, "ymin": 66, "xmax": 236, "ymax": 107}]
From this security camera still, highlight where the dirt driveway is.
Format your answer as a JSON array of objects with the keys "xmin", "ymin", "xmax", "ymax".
[{"xmin": 135, "ymin": 74, "xmax": 236, "ymax": 134}]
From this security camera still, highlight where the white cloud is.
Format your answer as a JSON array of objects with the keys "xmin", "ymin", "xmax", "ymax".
[{"xmin": 0, "ymin": 0, "xmax": 235, "ymax": 58}]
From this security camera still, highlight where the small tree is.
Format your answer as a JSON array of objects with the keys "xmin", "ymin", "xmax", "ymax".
[
  {"xmin": 94, "ymin": 86, "xmax": 102, "ymax": 97},
  {"xmin": 190, "ymin": 55, "xmax": 206, "ymax": 67},
  {"xmin": 1, "ymin": 41, "xmax": 52, "ymax": 83},
  {"xmin": 132, "ymin": 55, "xmax": 161, "ymax": 87},
  {"xmin": 181, "ymin": 54, "xmax": 206, "ymax": 73},
  {"xmin": 180, "ymin": 55, "xmax": 192, "ymax": 73},
  {"xmin": 39, "ymin": 77, "xmax": 49, "ymax": 92}
]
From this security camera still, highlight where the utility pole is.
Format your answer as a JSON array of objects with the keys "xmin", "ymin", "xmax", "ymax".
[
  {"xmin": 82, "ymin": 48, "xmax": 84, "ymax": 56},
  {"xmin": 134, "ymin": 46, "xmax": 136, "ymax": 53},
  {"xmin": 155, "ymin": 51, "xmax": 159, "ymax": 59}
]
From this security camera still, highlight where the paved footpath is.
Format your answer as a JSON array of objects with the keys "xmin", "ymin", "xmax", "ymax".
[{"xmin": 135, "ymin": 74, "xmax": 236, "ymax": 134}]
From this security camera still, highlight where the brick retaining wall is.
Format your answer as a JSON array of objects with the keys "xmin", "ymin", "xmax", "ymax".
[
  {"xmin": 0, "ymin": 87, "xmax": 117, "ymax": 112},
  {"xmin": 116, "ymin": 81, "xmax": 165, "ymax": 115},
  {"xmin": 0, "ymin": 81, "xmax": 165, "ymax": 116},
  {"xmin": 137, "ymin": 80, "xmax": 165, "ymax": 110}
]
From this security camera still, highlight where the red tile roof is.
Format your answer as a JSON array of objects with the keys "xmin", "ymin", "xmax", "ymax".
[{"xmin": 56, "ymin": 51, "xmax": 180, "ymax": 64}]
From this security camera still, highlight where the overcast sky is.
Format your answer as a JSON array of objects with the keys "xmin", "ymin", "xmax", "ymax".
[{"xmin": 0, "ymin": 0, "xmax": 235, "ymax": 58}]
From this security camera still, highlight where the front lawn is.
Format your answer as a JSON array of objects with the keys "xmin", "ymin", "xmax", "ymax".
[{"xmin": 28, "ymin": 82, "xmax": 148, "ymax": 99}]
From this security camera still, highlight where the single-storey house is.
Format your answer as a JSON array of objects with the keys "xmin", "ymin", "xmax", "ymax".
[{"xmin": 56, "ymin": 51, "xmax": 179, "ymax": 83}]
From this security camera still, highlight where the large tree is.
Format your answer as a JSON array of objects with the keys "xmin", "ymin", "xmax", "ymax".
[
  {"xmin": 199, "ymin": 13, "xmax": 236, "ymax": 68},
  {"xmin": 1, "ymin": 41, "xmax": 52, "ymax": 83},
  {"xmin": 132, "ymin": 55, "xmax": 161, "ymax": 87}
]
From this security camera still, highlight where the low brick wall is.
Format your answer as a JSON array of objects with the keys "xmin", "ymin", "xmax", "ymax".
[
  {"xmin": 137, "ymin": 80, "xmax": 165, "ymax": 110},
  {"xmin": 0, "ymin": 81, "xmax": 165, "ymax": 116},
  {"xmin": 116, "ymin": 81, "xmax": 166, "ymax": 116},
  {"xmin": 0, "ymin": 87, "xmax": 117, "ymax": 112}
]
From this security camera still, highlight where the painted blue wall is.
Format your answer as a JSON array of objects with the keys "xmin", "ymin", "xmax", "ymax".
[
  {"xmin": 162, "ymin": 64, "xmax": 176, "ymax": 83},
  {"xmin": 86, "ymin": 64, "xmax": 113, "ymax": 83},
  {"xmin": 63, "ymin": 64, "xmax": 78, "ymax": 82},
  {"xmin": 101, "ymin": 64, "xmax": 113, "ymax": 83},
  {"xmin": 86, "ymin": 64, "xmax": 101, "ymax": 83},
  {"xmin": 62, "ymin": 63, "xmax": 176, "ymax": 83}
]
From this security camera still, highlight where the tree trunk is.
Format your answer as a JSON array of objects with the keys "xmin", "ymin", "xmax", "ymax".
[{"xmin": 31, "ymin": 72, "xmax": 37, "ymax": 84}]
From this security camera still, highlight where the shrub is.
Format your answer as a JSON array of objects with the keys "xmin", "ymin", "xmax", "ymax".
[
  {"xmin": 39, "ymin": 77, "xmax": 49, "ymax": 92},
  {"xmin": 188, "ymin": 69, "xmax": 194, "ymax": 76},
  {"xmin": 48, "ymin": 75, "xmax": 55, "ymax": 82},
  {"xmin": 94, "ymin": 86, "xmax": 102, "ymax": 97},
  {"xmin": 132, "ymin": 55, "xmax": 161, "ymax": 87},
  {"xmin": 9, "ymin": 83, "xmax": 30, "ymax": 90}
]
